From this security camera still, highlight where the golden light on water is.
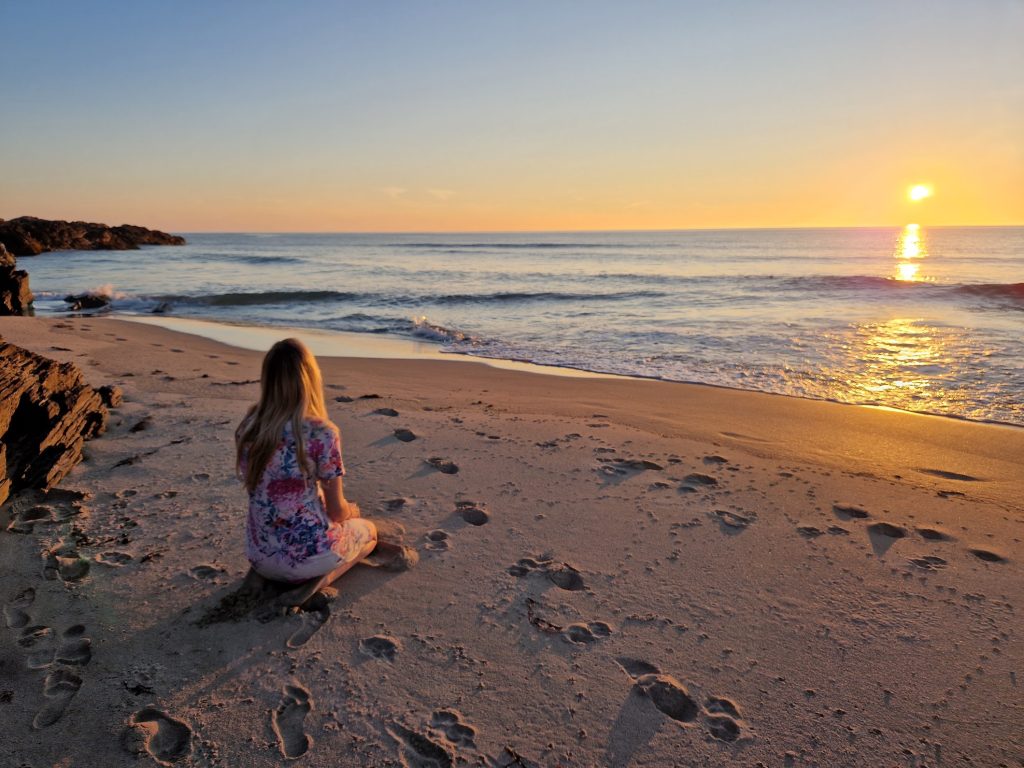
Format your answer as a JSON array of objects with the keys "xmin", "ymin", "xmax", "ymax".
[
  {"xmin": 893, "ymin": 223, "xmax": 928, "ymax": 281},
  {"xmin": 908, "ymin": 184, "xmax": 933, "ymax": 201},
  {"xmin": 822, "ymin": 318, "xmax": 967, "ymax": 416},
  {"xmin": 895, "ymin": 262, "xmax": 920, "ymax": 281},
  {"xmin": 845, "ymin": 319, "xmax": 943, "ymax": 398}
]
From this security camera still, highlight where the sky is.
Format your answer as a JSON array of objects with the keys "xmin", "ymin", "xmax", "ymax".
[{"xmin": 1, "ymin": 1, "xmax": 1022, "ymax": 232}]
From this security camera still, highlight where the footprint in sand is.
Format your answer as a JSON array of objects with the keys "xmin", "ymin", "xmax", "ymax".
[
  {"xmin": 616, "ymin": 458, "xmax": 665, "ymax": 471},
  {"xmin": 616, "ymin": 657, "xmax": 662, "ymax": 678},
  {"xmin": 384, "ymin": 497, "xmax": 409, "ymax": 511},
  {"xmin": 129, "ymin": 416, "xmax": 153, "ymax": 433},
  {"xmin": 3, "ymin": 587, "xmax": 35, "ymax": 629},
  {"xmin": 703, "ymin": 455, "xmax": 729, "ymax": 465},
  {"xmin": 389, "ymin": 723, "xmax": 454, "ymax": 768},
  {"xmin": 95, "ymin": 551, "xmax": 133, "ymax": 567},
  {"xmin": 616, "ymin": 660, "xmax": 745, "ymax": 739},
  {"xmin": 712, "ymin": 509, "xmax": 755, "ymax": 532},
  {"xmin": 867, "ymin": 522, "xmax": 907, "ymax": 539},
  {"xmin": 360, "ymin": 635, "xmax": 399, "ymax": 661},
  {"xmin": 704, "ymin": 718, "xmax": 742, "ymax": 743},
  {"xmin": 703, "ymin": 697, "xmax": 744, "ymax": 742},
  {"xmin": 124, "ymin": 707, "xmax": 193, "ymax": 764},
  {"xmin": 563, "ymin": 621, "xmax": 613, "ymax": 645},
  {"xmin": 188, "ymin": 564, "xmax": 226, "ymax": 581},
  {"xmin": 394, "ymin": 428, "xmax": 417, "ymax": 442},
  {"xmin": 916, "ymin": 526, "xmax": 954, "ymax": 541},
  {"xmin": 7, "ymin": 490, "xmax": 88, "ymax": 533},
  {"xmin": 833, "ymin": 503, "xmax": 870, "ymax": 520},
  {"xmin": 7, "ymin": 505, "xmax": 54, "ymax": 534},
  {"xmin": 909, "ymin": 556, "xmax": 948, "ymax": 571},
  {"xmin": 33, "ymin": 669, "xmax": 83, "ymax": 729},
  {"xmin": 685, "ymin": 473, "xmax": 718, "ymax": 486},
  {"xmin": 508, "ymin": 556, "xmax": 550, "ymax": 577},
  {"xmin": 430, "ymin": 709, "xmax": 476, "ymax": 748},
  {"xmin": 287, "ymin": 605, "xmax": 330, "ymax": 649},
  {"xmin": 272, "ymin": 685, "xmax": 312, "ymax": 760},
  {"xmin": 968, "ymin": 548, "xmax": 1007, "ymax": 563},
  {"xmin": 55, "ymin": 625, "xmax": 92, "ymax": 666},
  {"xmin": 796, "ymin": 525, "xmax": 824, "ymax": 538},
  {"xmin": 508, "ymin": 557, "xmax": 586, "ymax": 591},
  {"xmin": 19, "ymin": 624, "xmax": 56, "ymax": 669},
  {"xmin": 634, "ymin": 674, "xmax": 700, "ymax": 722},
  {"xmin": 917, "ymin": 468, "xmax": 981, "ymax": 482},
  {"xmin": 19, "ymin": 619, "xmax": 92, "ymax": 670},
  {"xmin": 455, "ymin": 500, "xmax": 490, "ymax": 526},
  {"xmin": 426, "ymin": 457, "xmax": 459, "ymax": 475},
  {"xmin": 42, "ymin": 542, "xmax": 90, "ymax": 584},
  {"xmin": 424, "ymin": 530, "xmax": 451, "ymax": 551},
  {"xmin": 374, "ymin": 407, "xmax": 399, "ymax": 417},
  {"xmin": 546, "ymin": 562, "xmax": 585, "ymax": 591}
]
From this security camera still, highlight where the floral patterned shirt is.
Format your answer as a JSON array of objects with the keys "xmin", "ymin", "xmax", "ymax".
[{"xmin": 237, "ymin": 416, "xmax": 346, "ymax": 568}]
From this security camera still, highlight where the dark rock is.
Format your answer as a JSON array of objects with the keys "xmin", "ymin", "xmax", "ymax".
[
  {"xmin": 0, "ymin": 340, "xmax": 109, "ymax": 506},
  {"xmin": 97, "ymin": 385, "xmax": 123, "ymax": 408},
  {"xmin": 64, "ymin": 292, "xmax": 111, "ymax": 311},
  {"xmin": 151, "ymin": 301, "xmax": 172, "ymax": 314},
  {"xmin": 0, "ymin": 243, "xmax": 34, "ymax": 316},
  {"xmin": 0, "ymin": 216, "xmax": 185, "ymax": 257}
]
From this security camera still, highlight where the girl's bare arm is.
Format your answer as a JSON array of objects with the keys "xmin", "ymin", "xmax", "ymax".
[{"xmin": 322, "ymin": 475, "xmax": 357, "ymax": 522}]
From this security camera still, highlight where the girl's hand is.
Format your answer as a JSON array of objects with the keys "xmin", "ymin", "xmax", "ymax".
[{"xmin": 323, "ymin": 475, "xmax": 352, "ymax": 523}]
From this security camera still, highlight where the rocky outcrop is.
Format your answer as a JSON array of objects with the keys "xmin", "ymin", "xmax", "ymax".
[
  {"xmin": 0, "ymin": 243, "xmax": 33, "ymax": 315},
  {"xmin": 0, "ymin": 216, "xmax": 185, "ymax": 256},
  {"xmin": 0, "ymin": 340, "xmax": 113, "ymax": 506},
  {"xmin": 64, "ymin": 292, "xmax": 111, "ymax": 312}
]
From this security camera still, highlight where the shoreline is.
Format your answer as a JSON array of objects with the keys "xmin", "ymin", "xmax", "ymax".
[
  {"xmin": 125, "ymin": 311, "xmax": 1024, "ymax": 431},
  {"xmin": 1, "ymin": 314, "xmax": 1021, "ymax": 765}
]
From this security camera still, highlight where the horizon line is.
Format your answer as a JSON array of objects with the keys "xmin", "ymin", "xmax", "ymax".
[{"xmin": 173, "ymin": 223, "xmax": 1024, "ymax": 235}]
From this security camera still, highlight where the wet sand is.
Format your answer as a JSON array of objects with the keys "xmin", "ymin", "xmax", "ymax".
[{"xmin": 1, "ymin": 315, "xmax": 1021, "ymax": 766}]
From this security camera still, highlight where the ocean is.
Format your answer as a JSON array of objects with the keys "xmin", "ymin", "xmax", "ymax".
[{"xmin": 24, "ymin": 227, "xmax": 1024, "ymax": 426}]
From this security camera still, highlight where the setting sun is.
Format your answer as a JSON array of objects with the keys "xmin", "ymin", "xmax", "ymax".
[{"xmin": 908, "ymin": 184, "xmax": 933, "ymax": 202}]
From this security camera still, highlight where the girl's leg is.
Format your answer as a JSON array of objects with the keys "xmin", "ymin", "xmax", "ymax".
[{"xmin": 275, "ymin": 525, "xmax": 378, "ymax": 608}]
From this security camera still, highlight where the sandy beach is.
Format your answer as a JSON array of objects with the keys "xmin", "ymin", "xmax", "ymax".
[{"xmin": 1, "ymin": 315, "xmax": 1021, "ymax": 767}]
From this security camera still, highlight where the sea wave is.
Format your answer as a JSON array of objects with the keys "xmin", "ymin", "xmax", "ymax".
[
  {"xmin": 141, "ymin": 288, "xmax": 668, "ymax": 310},
  {"xmin": 953, "ymin": 282, "xmax": 1024, "ymax": 301},
  {"xmin": 781, "ymin": 276, "xmax": 1024, "ymax": 304},
  {"xmin": 406, "ymin": 316, "xmax": 479, "ymax": 344},
  {"xmin": 213, "ymin": 254, "xmax": 304, "ymax": 265},
  {"xmin": 152, "ymin": 290, "xmax": 360, "ymax": 307},
  {"xmin": 381, "ymin": 241, "xmax": 634, "ymax": 249},
  {"xmin": 424, "ymin": 289, "xmax": 666, "ymax": 305}
]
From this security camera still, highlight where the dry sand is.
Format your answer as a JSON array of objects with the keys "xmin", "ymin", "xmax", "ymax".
[{"xmin": 1, "ymin": 316, "xmax": 1021, "ymax": 767}]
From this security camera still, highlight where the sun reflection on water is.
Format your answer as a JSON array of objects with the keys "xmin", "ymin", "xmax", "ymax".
[
  {"xmin": 821, "ymin": 317, "xmax": 986, "ymax": 417},
  {"xmin": 893, "ymin": 223, "xmax": 928, "ymax": 282}
]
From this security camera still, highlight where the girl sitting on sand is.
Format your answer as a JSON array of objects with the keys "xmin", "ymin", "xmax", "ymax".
[{"xmin": 235, "ymin": 338, "xmax": 377, "ymax": 606}]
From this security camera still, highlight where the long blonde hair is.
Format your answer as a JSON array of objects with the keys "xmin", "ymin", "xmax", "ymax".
[{"xmin": 236, "ymin": 338, "xmax": 333, "ymax": 492}]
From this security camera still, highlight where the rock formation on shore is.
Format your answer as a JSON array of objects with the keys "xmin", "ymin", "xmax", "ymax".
[
  {"xmin": 0, "ymin": 339, "xmax": 115, "ymax": 506},
  {"xmin": 0, "ymin": 243, "xmax": 33, "ymax": 315},
  {"xmin": 0, "ymin": 216, "xmax": 185, "ymax": 256}
]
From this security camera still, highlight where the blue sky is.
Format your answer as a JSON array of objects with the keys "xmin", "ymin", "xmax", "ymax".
[{"xmin": 2, "ymin": 1, "xmax": 1021, "ymax": 230}]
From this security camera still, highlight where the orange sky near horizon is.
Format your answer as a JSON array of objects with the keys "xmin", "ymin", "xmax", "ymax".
[{"xmin": 2, "ymin": 3, "xmax": 1022, "ymax": 233}]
